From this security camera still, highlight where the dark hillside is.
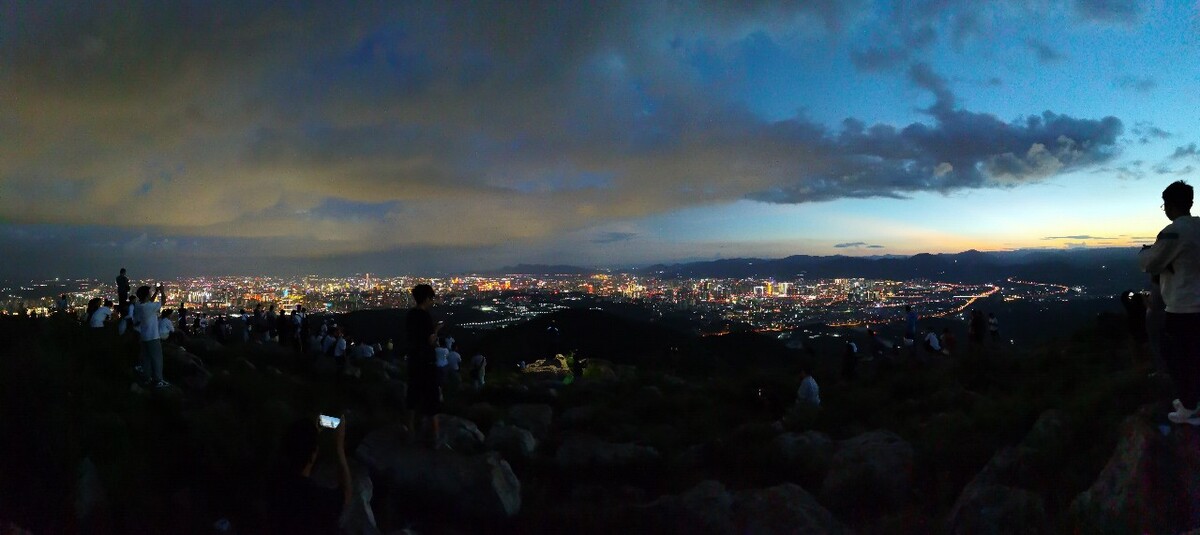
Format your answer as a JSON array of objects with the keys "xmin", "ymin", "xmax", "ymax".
[{"xmin": 0, "ymin": 304, "xmax": 1191, "ymax": 534}]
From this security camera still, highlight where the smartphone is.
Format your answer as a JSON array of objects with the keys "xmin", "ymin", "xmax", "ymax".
[{"xmin": 318, "ymin": 414, "xmax": 341, "ymax": 429}]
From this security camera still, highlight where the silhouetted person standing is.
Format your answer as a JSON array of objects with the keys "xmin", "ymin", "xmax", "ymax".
[
  {"xmin": 116, "ymin": 268, "xmax": 130, "ymax": 317},
  {"xmin": 405, "ymin": 284, "xmax": 444, "ymax": 446},
  {"xmin": 1140, "ymin": 180, "xmax": 1200, "ymax": 425}
]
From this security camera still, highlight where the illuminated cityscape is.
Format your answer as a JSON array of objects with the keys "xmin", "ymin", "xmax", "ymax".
[{"xmin": 2, "ymin": 270, "xmax": 1081, "ymax": 333}]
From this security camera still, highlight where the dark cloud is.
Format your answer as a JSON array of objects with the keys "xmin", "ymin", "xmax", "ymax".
[
  {"xmin": 750, "ymin": 63, "xmax": 1122, "ymax": 203},
  {"xmin": 1074, "ymin": 0, "xmax": 1143, "ymax": 24},
  {"xmin": 1026, "ymin": 39, "xmax": 1064, "ymax": 63},
  {"xmin": 867, "ymin": 244, "xmax": 886, "ymax": 249},
  {"xmin": 1042, "ymin": 235, "xmax": 1117, "ymax": 240},
  {"xmin": 592, "ymin": 231, "xmax": 638, "ymax": 244},
  {"xmin": 1131, "ymin": 123, "xmax": 1172, "ymax": 144},
  {"xmin": 1094, "ymin": 160, "xmax": 1145, "ymax": 180},
  {"xmin": 850, "ymin": 46, "xmax": 910, "ymax": 72},
  {"xmin": 0, "ymin": 1, "xmax": 1130, "ymax": 272},
  {"xmin": 834, "ymin": 242, "xmax": 885, "ymax": 248},
  {"xmin": 1113, "ymin": 75, "xmax": 1156, "ymax": 92},
  {"xmin": 1172, "ymin": 143, "xmax": 1199, "ymax": 160}
]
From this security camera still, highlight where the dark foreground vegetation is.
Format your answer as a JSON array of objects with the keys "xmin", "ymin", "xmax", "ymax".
[{"xmin": 0, "ymin": 306, "xmax": 1189, "ymax": 534}]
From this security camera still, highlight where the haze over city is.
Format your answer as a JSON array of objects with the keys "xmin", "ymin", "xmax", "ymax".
[{"xmin": 2, "ymin": 1, "xmax": 1197, "ymax": 278}]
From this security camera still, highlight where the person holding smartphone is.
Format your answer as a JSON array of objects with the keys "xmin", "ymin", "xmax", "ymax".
[
  {"xmin": 133, "ymin": 284, "xmax": 169, "ymax": 387},
  {"xmin": 405, "ymin": 284, "xmax": 444, "ymax": 447},
  {"xmin": 269, "ymin": 415, "xmax": 351, "ymax": 533}
]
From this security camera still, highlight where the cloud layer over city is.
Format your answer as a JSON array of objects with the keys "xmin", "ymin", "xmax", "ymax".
[{"xmin": 0, "ymin": 0, "xmax": 1192, "ymax": 276}]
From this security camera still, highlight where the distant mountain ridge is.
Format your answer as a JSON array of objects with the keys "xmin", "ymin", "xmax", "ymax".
[
  {"xmin": 495, "ymin": 248, "xmax": 1144, "ymax": 291},
  {"xmin": 642, "ymin": 248, "xmax": 1143, "ymax": 290}
]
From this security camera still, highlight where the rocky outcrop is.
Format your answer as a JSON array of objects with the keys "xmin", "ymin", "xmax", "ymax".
[
  {"xmin": 555, "ymin": 434, "xmax": 660, "ymax": 469},
  {"xmin": 506, "ymin": 403, "xmax": 553, "ymax": 440},
  {"xmin": 434, "ymin": 414, "xmax": 486, "ymax": 453},
  {"xmin": 1070, "ymin": 405, "xmax": 1200, "ymax": 534},
  {"xmin": 772, "ymin": 430, "xmax": 834, "ymax": 488},
  {"xmin": 641, "ymin": 480, "xmax": 850, "ymax": 534},
  {"xmin": 485, "ymin": 423, "xmax": 537, "ymax": 461},
  {"xmin": 945, "ymin": 410, "xmax": 1066, "ymax": 534},
  {"xmin": 820, "ymin": 430, "xmax": 914, "ymax": 516},
  {"xmin": 356, "ymin": 426, "xmax": 521, "ymax": 518}
]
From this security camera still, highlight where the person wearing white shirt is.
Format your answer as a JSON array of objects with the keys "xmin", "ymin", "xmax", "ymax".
[
  {"xmin": 923, "ymin": 329, "xmax": 943, "ymax": 354},
  {"xmin": 468, "ymin": 353, "xmax": 487, "ymax": 389},
  {"xmin": 333, "ymin": 334, "xmax": 347, "ymax": 360},
  {"xmin": 158, "ymin": 310, "xmax": 175, "ymax": 342},
  {"xmin": 133, "ymin": 285, "xmax": 169, "ymax": 388},
  {"xmin": 1140, "ymin": 180, "xmax": 1200, "ymax": 424},
  {"xmin": 90, "ymin": 301, "xmax": 113, "ymax": 328},
  {"xmin": 434, "ymin": 340, "xmax": 450, "ymax": 387},
  {"xmin": 795, "ymin": 366, "xmax": 820, "ymax": 407},
  {"xmin": 445, "ymin": 342, "xmax": 463, "ymax": 391}
]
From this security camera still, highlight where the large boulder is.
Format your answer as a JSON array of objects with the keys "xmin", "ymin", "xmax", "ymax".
[
  {"xmin": 485, "ymin": 423, "xmax": 538, "ymax": 461},
  {"xmin": 356, "ymin": 426, "xmax": 521, "ymax": 518},
  {"xmin": 555, "ymin": 434, "xmax": 660, "ymax": 469},
  {"xmin": 641, "ymin": 480, "xmax": 735, "ymax": 534},
  {"xmin": 434, "ymin": 414, "xmax": 486, "ymax": 453},
  {"xmin": 560, "ymin": 405, "xmax": 600, "ymax": 427},
  {"xmin": 506, "ymin": 403, "xmax": 553, "ymax": 440},
  {"xmin": 947, "ymin": 482, "xmax": 1046, "ymax": 535},
  {"xmin": 772, "ymin": 431, "xmax": 835, "ymax": 488},
  {"xmin": 820, "ymin": 430, "xmax": 914, "ymax": 516},
  {"xmin": 945, "ymin": 410, "xmax": 1067, "ymax": 534},
  {"xmin": 1070, "ymin": 406, "xmax": 1200, "ymax": 533},
  {"xmin": 640, "ymin": 480, "xmax": 850, "ymax": 534},
  {"xmin": 735, "ymin": 484, "xmax": 853, "ymax": 534}
]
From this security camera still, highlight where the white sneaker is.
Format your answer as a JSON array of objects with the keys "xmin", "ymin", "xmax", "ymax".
[
  {"xmin": 154, "ymin": 380, "xmax": 171, "ymax": 389},
  {"xmin": 1169, "ymin": 412, "xmax": 1200, "ymax": 426},
  {"xmin": 1168, "ymin": 400, "xmax": 1200, "ymax": 423}
]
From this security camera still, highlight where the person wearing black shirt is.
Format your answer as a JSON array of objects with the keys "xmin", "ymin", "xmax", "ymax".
[
  {"xmin": 268, "ymin": 417, "xmax": 351, "ymax": 534},
  {"xmin": 406, "ymin": 284, "xmax": 444, "ymax": 446},
  {"xmin": 116, "ymin": 268, "xmax": 130, "ymax": 317}
]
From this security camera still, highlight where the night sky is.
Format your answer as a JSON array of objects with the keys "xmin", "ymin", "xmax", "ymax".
[{"xmin": 2, "ymin": 1, "xmax": 1197, "ymax": 278}]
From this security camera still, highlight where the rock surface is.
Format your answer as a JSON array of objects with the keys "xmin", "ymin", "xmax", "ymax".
[
  {"xmin": 356, "ymin": 426, "xmax": 521, "ymax": 518},
  {"xmin": 434, "ymin": 414, "xmax": 486, "ymax": 453},
  {"xmin": 820, "ymin": 430, "xmax": 914, "ymax": 516},
  {"xmin": 555, "ymin": 434, "xmax": 660, "ymax": 469},
  {"xmin": 1070, "ymin": 405, "xmax": 1200, "ymax": 534},
  {"xmin": 485, "ymin": 423, "xmax": 538, "ymax": 461},
  {"xmin": 641, "ymin": 480, "xmax": 850, "ymax": 534},
  {"xmin": 506, "ymin": 403, "xmax": 553, "ymax": 440},
  {"xmin": 772, "ymin": 430, "xmax": 834, "ymax": 488},
  {"xmin": 945, "ymin": 410, "xmax": 1066, "ymax": 534}
]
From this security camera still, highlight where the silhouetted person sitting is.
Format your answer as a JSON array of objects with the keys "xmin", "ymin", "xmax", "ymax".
[
  {"xmin": 268, "ymin": 416, "xmax": 351, "ymax": 535},
  {"xmin": 1140, "ymin": 180, "xmax": 1200, "ymax": 425},
  {"xmin": 795, "ymin": 365, "xmax": 820, "ymax": 408}
]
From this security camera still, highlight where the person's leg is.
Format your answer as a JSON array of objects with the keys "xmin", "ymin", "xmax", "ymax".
[
  {"xmin": 1163, "ymin": 313, "xmax": 1193, "ymax": 408},
  {"xmin": 150, "ymin": 340, "xmax": 165, "ymax": 383},
  {"xmin": 1178, "ymin": 314, "xmax": 1200, "ymax": 409}
]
